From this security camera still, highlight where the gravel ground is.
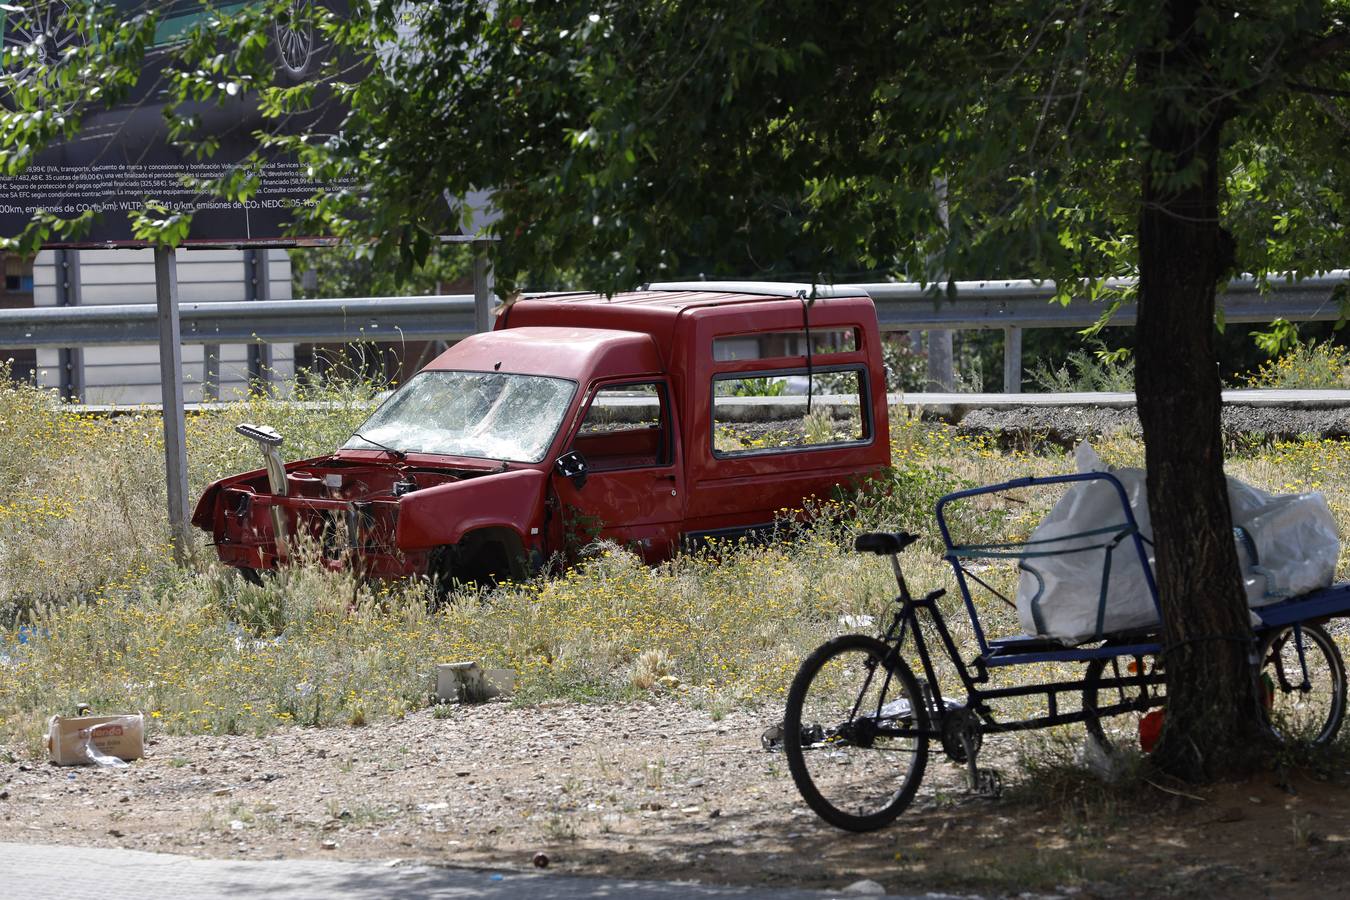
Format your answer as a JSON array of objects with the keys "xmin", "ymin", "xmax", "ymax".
[
  {"xmin": 7, "ymin": 698, "xmax": 1350, "ymax": 898},
  {"xmin": 0, "ymin": 700, "xmax": 984, "ymax": 894}
]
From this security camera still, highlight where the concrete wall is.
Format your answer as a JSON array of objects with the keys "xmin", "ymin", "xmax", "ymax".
[{"xmin": 34, "ymin": 248, "xmax": 294, "ymax": 404}]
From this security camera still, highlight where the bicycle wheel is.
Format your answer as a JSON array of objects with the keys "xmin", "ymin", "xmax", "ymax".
[
  {"xmin": 1082, "ymin": 653, "xmax": 1166, "ymax": 751},
  {"xmin": 1260, "ymin": 623, "xmax": 1346, "ymax": 747},
  {"xmin": 783, "ymin": 634, "xmax": 929, "ymax": 832}
]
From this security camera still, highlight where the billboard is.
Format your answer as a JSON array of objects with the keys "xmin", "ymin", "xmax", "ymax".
[{"xmin": 0, "ymin": 1, "xmax": 350, "ymax": 247}]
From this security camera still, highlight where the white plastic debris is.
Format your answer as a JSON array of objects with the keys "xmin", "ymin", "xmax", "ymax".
[{"xmin": 1014, "ymin": 443, "xmax": 1340, "ymax": 643}]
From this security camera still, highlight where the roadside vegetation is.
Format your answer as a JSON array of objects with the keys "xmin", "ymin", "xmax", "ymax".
[
  {"xmin": 1244, "ymin": 339, "xmax": 1350, "ymax": 390},
  {"xmin": 1, "ymin": 356, "xmax": 1349, "ymax": 765}
]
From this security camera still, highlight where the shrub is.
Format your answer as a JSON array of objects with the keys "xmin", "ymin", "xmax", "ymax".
[
  {"xmin": 1244, "ymin": 340, "xmax": 1350, "ymax": 389},
  {"xmin": 1030, "ymin": 343, "xmax": 1135, "ymax": 393}
]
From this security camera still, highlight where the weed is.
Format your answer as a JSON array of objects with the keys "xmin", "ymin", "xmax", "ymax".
[
  {"xmin": 541, "ymin": 814, "xmax": 578, "ymax": 841},
  {"xmin": 630, "ymin": 649, "xmax": 673, "ymax": 692},
  {"xmin": 1030, "ymin": 341, "xmax": 1135, "ymax": 393},
  {"xmin": 1291, "ymin": 811, "xmax": 1325, "ymax": 848},
  {"xmin": 801, "ymin": 408, "xmax": 835, "ymax": 445},
  {"xmin": 1245, "ymin": 340, "xmax": 1350, "ymax": 389},
  {"xmin": 645, "ymin": 759, "xmax": 666, "ymax": 790}
]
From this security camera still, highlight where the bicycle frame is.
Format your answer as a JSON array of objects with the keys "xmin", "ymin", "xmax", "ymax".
[{"xmin": 874, "ymin": 472, "xmax": 1170, "ymax": 740}]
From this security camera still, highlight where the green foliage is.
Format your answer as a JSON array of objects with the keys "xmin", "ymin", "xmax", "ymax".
[
  {"xmin": 130, "ymin": 203, "xmax": 193, "ymax": 247},
  {"xmin": 290, "ymin": 243, "xmax": 476, "ymax": 299},
  {"xmin": 727, "ymin": 377, "xmax": 787, "ymax": 398},
  {"xmin": 849, "ymin": 463, "xmax": 973, "ymax": 539},
  {"xmin": 882, "ymin": 335, "xmax": 929, "ymax": 393},
  {"xmin": 2, "ymin": 1, "xmax": 1345, "ymax": 293},
  {"xmin": 1252, "ymin": 319, "xmax": 1303, "ymax": 357}
]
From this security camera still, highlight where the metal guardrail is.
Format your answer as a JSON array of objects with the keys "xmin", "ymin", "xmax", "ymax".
[
  {"xmin": 0, "ymin": 294, "xmax": 479, "ymax": 347},
  {"xmin": 856, "ymin": 271, "xmax": 1349, "ymax": 330},
  {"xmin": 0, "ymin": 272, "xmax": 1344, "ymax": 349}
]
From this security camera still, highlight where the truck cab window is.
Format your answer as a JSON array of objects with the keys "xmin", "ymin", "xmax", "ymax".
[{"xmin": 573, "ymin": 382, "xmax": 670, "ymax": 471}]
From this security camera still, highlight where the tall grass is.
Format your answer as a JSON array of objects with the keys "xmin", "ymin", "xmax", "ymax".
[
  {"xmin": 0, "ymin": 365, "xmax": 382, "ymax": 620},
  {"xmin": 1, "ymin": 363, "xmax": 1348, "ymax": 757}
]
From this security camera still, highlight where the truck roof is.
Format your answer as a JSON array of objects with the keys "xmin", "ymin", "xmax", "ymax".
[
  {"xmin": 491, "ymin": 283, "xmax": 880, "ymax": 377},
  {"xmin": 426, "ymin": 326, "xmax": 663, "ymax": 381},
  {"xmin": 500, "ymin": 282, "xmax": 876, "ymax": 349},
  {"xmin": 515, "ymin": 281, "xmax": 871, "ymax": 313}
]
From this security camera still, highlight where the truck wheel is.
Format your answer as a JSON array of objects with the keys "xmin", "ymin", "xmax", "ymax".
[
  {"xmin": 427, "ymin": 546, "xmax": 460, "ymax": 607},
  {"xmin": 238, "ymin": 567, "xmax": 266, "ymax": 587},
  {"xmin": 427, "ymin": 531, "xmax": 529, "ymax": 605}
]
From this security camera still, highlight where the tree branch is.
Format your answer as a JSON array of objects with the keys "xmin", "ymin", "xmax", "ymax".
[
  {"xmin": 1286, "ymin": 27, "xmax": 1350, "ymax": 74},
  {"xmin": 1287, "ymin": 79, "xmax": 1350, "ymax": 100}
]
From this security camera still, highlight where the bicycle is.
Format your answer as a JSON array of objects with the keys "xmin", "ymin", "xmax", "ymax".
[{"xmin": 782, "ymin": 472, "xmax": 1348, "ymax": 832}]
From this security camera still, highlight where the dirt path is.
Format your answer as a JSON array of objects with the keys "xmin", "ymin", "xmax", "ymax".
[{"xmin": 3, "ymin": 699, "xmax": 1349, "ymax": 897}]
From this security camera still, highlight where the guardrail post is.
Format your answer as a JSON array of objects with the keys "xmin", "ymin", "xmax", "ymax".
[
  {"xmin": 54, "ymin": 248, "xmax": 84, "ymax": 402},
  {"xmin": 244, "ymin": 249, "xmax": 273, "ymax": 391},
  {"xmin": 473, "ymin": 240, "xmax": 494, "ymax": 334},
  {"xmin": 1003, "ymin": 324, "xmax": 1023, "ymax": 393},
  {"xmin": 926, "ymin": 329, "xmax": 954, "ymax": 391},
  {"xmin": 154, "ymin": 246, "xmax": 191, "ymax": 565}
]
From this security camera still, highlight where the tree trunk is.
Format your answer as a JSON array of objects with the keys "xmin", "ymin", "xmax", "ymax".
[{"xmin": 1134, "ymin": 0, "xmax": 1271, "ymax": 780}]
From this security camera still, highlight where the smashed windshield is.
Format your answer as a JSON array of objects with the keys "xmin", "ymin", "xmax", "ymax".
[{"xmin": 342, "ymin": 371, "xmax": 577, "ymax": 463}]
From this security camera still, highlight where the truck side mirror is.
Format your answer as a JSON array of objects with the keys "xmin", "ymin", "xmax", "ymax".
[{"xmin": 554, "ymin": 450, "xmax": 589, "ymax": 489}]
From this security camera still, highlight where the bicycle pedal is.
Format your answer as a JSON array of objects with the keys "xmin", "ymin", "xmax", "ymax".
[
  {"xmin": 975, "ymin": 768, "xmax": 1003, "ymax": 798},
  {"xmin": 760, "ymin": 722, "xmax": 824, "ymax": 752}
]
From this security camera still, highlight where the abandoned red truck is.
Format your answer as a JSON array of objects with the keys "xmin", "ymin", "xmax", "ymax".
[{"xmin": 192, "ymin": 282, "xmax": 892, "ymax": 588}]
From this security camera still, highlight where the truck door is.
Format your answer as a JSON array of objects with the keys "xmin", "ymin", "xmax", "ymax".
[{"xmin": 550, "ymin": 379, "xmax": 685, "ymax": 562}]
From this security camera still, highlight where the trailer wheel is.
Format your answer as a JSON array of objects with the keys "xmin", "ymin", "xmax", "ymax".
[{"xmin": 1259, "ymin": 623, "xmax": 1346, "ymax": 747}]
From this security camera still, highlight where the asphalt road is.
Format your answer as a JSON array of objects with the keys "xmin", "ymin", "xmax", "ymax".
[{"xmin": 0, "ymin": 842, "xmax": 919, "ymax": 900}]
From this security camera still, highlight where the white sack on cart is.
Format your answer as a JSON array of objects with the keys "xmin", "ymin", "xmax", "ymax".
[
  {"xmin": 1231, "ymin": 486, "xmax": 1339, "ymax": 606},
  {"xmin": 1014, "ymin": 444, "xmax": 1157, "ymax": 643},
  {"xmin": 1015, "ymin": 443, "xmax": 1341, "ymax": 643}
]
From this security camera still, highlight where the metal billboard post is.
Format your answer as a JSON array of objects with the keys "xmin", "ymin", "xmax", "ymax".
[
  {"xmin": 472, "ymin": 239, "xmax": 495, "ymax": 333},
  {"xmin": 53, "ymin": 248, "xmax": 84, "ymax": 401},
  {"xmin": 927, "ymin": 176, "xmax": 955, "ymax": 391},
  {"xmin": 244, "ymin": 249, "xmax": 273, "ymax": 389},
  {"xmin": 154, "ymin": 246, "xmax": 192, "ymax": 565}
]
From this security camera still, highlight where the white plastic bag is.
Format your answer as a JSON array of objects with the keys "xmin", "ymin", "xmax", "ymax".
[
  {"xmin": 1014, "ymin": 444, "xmax": 1158, "ymax": 643},
  {"xmin": 1015, "ymin": 443, "xmax": 1341, "ymax": 643},
  {"xmin": 1235, "ymin": 489, "xmax": 1339, "ymax": 605}
]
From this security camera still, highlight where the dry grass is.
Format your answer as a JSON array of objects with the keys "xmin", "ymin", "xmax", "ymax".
[{"xmin": 1, "ymin": 364, "xmax": 1349, "ymax": 765}]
